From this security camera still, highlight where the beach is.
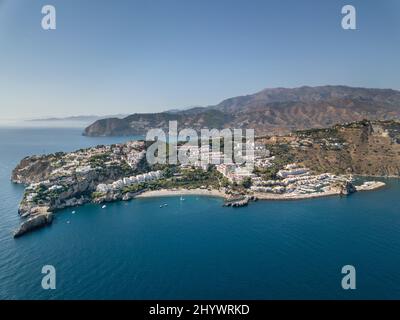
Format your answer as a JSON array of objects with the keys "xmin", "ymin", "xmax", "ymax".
[
  {"xmin": 135, "ymin": 188, "xmax": 228, "ymax": 199},
  {"xmin": 134, "ymin": 180, "xmax": 386, "ymax": 201}
]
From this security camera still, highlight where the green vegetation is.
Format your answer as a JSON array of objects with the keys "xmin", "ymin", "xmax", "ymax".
[
  {"xmin": 340, "ymin": 119, "xmax": 371, "ymax": 129},
  {"xmin": 120, "ymin": 166, "xmax": 226, "ymax": 194},
  {"xmin": 162, "ymin": 166, "xmax": 175, "ymax": 178},
  {"xmin": 120, "ymin": 160, "xmax": 133, "ymax": 175},
  {"xmin": 220, "ymin": 176, "xmax": 231, "ymax": 188},
  {"xmin": 296, "ymin": 127, "xmax": 339, "ymax": 139},
  {"xmin": 268, "ymin": 144, "xmax": 295, "ymax": 168},
  {"xmin": 121, "ymin": 183, "xmax": 147, "ymax": 194},
  {"xmin": 89, "ymin": 153, "xmax": 112, "ymax": 167},
  {"xmin": 31, "ymin": 184, "xmax": 49, "ymax": 203},
  {"xmin": 241, "ymin": 177, "xmax": 252, "ymax": 189},
  {"xmin": 91, "ymin": 191, "xmax": 106, "ymax": 199},
  {"xmin": 254, "ymin": 166, "xmax": 279, "ymax": 180},
  {"xmin": 47, "ymin": 186, "xmax": 67, "ymax": 200}
]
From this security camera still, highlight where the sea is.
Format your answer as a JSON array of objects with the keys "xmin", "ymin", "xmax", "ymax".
[{"xmin": 0, "ymin": 125, "xmax": 400, "ymax": 300}]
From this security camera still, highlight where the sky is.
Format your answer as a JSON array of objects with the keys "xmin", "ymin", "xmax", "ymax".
[{"xmin": 0, "ymin": 0, "xmax": 400, "ymax": 119}]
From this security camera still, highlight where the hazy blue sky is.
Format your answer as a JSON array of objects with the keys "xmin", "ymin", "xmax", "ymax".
[{"xmin": 1, "ymin": 0, "xmax": 400, "ymax": 119}]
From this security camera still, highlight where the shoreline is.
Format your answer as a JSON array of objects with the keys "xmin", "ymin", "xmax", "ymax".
[
  {"xmin": 134, "ymin": 181, "xmax": 386, "ymax": 202},
  {"xmin": 353, "ymin": 174, "xmax": 400, "ymax": 179},
  {"xmin": 253, "ymin": 189, "xmax": 339, "ymax": 201},
  {"xmin": 135, "ymin": 188, "xmax": 228, "ymax": 199},
  {"xmin": 12, "ymin": 181, "xmax": 387, "ymax": 238},
  {"xmin": 256, "ymin": 181, "xmax": 386, "ymax": 201}
]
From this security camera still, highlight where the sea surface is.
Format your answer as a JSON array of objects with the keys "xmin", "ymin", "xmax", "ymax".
[{"xmin": 1, "ymin": 127, "xmax": 400, "ymax": 299}]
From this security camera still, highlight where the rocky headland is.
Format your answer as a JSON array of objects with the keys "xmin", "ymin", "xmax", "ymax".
[{"xmin": 11, "ymin": 120, "xmax": 398, "ymax": 237}]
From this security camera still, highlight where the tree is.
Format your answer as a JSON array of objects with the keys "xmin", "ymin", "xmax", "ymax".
[
  {"xmin": 162, "ymin": 167, "xmax": 174, "ymax": 178},
  {"xmin": 241, "ymin": 177, "xmax": 252, "ymax": 189}
]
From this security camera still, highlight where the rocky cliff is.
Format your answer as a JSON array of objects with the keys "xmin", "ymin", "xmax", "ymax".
[
  {"xmin": 259, "ymin": 120, "xmax": 400, "ymax": 177},
  {"xmin": 13, "ymin": 212, "xmax": 53, "ymax": 238},
  {"xmin": 11, "ymin": 141, "xmax": 148, "ymax": 220}
]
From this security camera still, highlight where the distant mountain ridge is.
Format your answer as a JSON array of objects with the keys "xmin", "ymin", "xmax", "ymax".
[
  {"xmin": 83, "ymin": 85, "xmax": 400, "ymax": 136},
  {"xmin": 29, "ymin": 114, "xmax": 129, "ymax": 122}
]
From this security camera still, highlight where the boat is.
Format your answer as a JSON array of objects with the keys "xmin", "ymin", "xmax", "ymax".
[
  {"xmin": 102, "ymin": 205, "xmax": 107, "ymax": 209},
  {"xmin": 180, "ymin": 196, "xmax": 185, "ymax": 201},
  {"xmin": 72, "ymin": 211, "xmax": 76, "ymax": 214}
]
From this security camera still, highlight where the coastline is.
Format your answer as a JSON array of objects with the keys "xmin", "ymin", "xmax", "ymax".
[
  {"xmin": 353, "ymin": 174, "xmax": 400, "ymax": 179},
  {"xmin": 12, "ymin": 180, "xmax": 386, "ymax": 238},
  {"xmin": 355, "ymin": 181, "xmax": 386, "ymax": 191},
  {"xmin": 135, "ymin": 188, "xmax": 228, "ymax": 199},
  {"xmin": 133, "ymin": 181, "xmax": 386, "ymax": 201},
  {"xmin": 256, "ymin": 181, "xmax": 386, "ymax": 201},
  {"xmin": 253, "ymin": 189, "xmax": 339, "ymax": 201}
]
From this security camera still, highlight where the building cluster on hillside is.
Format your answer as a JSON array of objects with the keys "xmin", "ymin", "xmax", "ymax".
[
  {"xmin": 178, "ymin": 144, "xmax": 228, "ymax": 170},
  {"xmin": 290, "ymin": 138, "xmax": 313, "ymax": 149},
  {"xmin": 96, "ymin": 170, "xmax": 163, "ymax": 193},
  {"xmin": 177, "ymin": 142, "xmax": 270, "ymax": 182},
  {"xmin": 215, "ymin": 164, "xmax": 255, "ymax": 183},
  {"xmin": 49, "ymin": 141, "xmax": 146, "ymax": 178},
  {"xmin": 113, "ymin": 141, "xmax": 146, "ymax": 167},
  {"xmin": 24, "ymin": 180, "xmax": 52, "ymax": 202},
  {"xmin": 290, "ymin": 137, "xmax": 347, "ymax": 151},
  {"xmin": 277, "ymin": 163, "xmax": 309, "ymax": 178},
  {"xmin": 251, "ymin": 163, "xmax": 349, "ymax": 195}
]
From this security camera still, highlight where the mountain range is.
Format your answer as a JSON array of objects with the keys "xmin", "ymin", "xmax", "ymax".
[
  {"xmin": 28, "ymin": 114, "xmax": 129, "ymax": 122},
  {"xmin": 83, "ymin": 85, "xmax": 400, "ymax": 136}
]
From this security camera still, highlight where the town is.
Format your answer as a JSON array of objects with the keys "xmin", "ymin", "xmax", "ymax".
[{"xmin": 12, "ymin": 120, "xmax": 390, "ymax": 237}]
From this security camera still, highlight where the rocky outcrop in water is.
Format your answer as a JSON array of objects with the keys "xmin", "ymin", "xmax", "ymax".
[
  {"xmin": 13, "ymin": 212, "xmax": 53, "ymax": 238},
  {"xmin": 223, "ymin": 195, "xmax": 258, "ymax": 207},
  {"xmin": 340, "ymin": 181, "xmax": 357, "ymax": 195},
  {"xmin": 332, "ymin": 180, "xmax": 357, "ymax": 196}
]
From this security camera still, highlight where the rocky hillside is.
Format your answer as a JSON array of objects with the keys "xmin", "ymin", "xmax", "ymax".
[
  {"xmin": 259, "ymin": 120, "xmax": 400, "ymax": 177},
  {"xmin": 84, "ymin": 86, "xmax": 400, "ymax": 136},
  {"xmin": 83, "ymin": 109, "xmax": 231, "ymax": 137},
  {"xmin": 11, "ymin": 141, "xmax": 148, "ymax": 216}
]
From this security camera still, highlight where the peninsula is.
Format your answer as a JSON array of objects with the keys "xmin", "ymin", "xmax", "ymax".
[{"xmin": 11, "ymin": 119, "xmax": 399, "ymax": 237}]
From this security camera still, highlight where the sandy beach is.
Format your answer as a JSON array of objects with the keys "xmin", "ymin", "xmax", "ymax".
[{"xmin": 135, "ymin": 188, "xmax": 228, "ymax": 199}]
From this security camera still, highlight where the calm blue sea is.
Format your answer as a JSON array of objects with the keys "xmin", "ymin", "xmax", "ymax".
[{"xmin": 0, "ymin": 126, "xmax": 400, "ymax": 300}]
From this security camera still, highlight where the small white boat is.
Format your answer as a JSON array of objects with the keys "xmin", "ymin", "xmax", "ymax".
[
  {"xmin": 180, "ymin": 196, "xmax": 185, "ymax": 201},
  {"xmin": 102, "ymin": 205, "xmax": 107, "ymax": 209},
  {"xmin": 72, "ymin": 211, "xmax": 76, "ymax": 214}
]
